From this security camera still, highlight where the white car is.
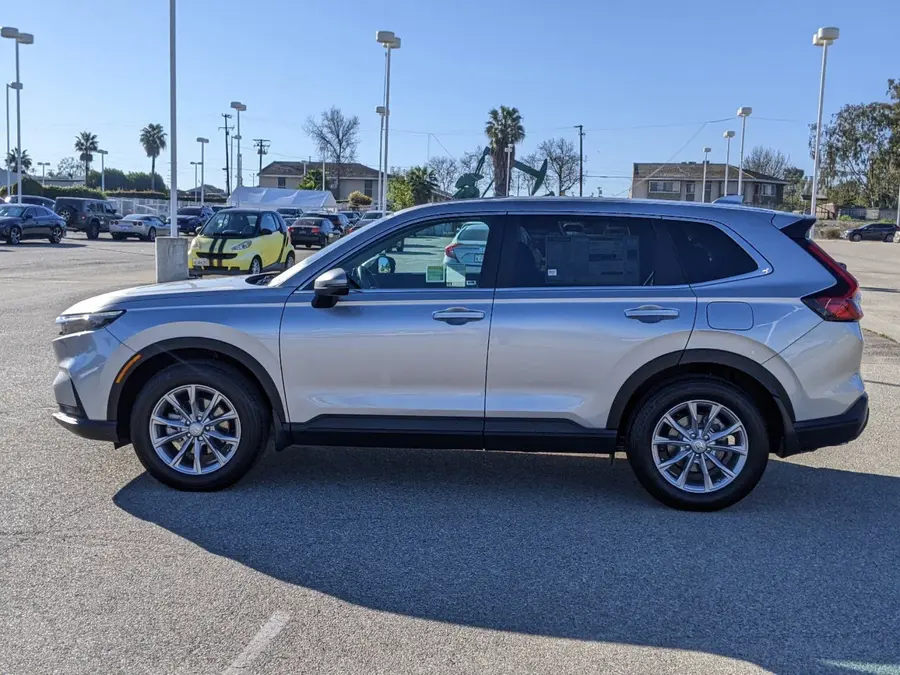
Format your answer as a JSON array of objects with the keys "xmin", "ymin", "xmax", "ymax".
[{"xmin": 442, "ymin": 221, "xmax": 488, "ymax": 275}]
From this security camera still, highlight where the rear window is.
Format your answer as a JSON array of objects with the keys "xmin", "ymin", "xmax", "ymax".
[
  {"xmin": 667, "ymin": 220, "xmax": 758, "ymax": 284},
  {"xmin": 458, "ymin": 223, "xmax": 489, "ymax": 242}
]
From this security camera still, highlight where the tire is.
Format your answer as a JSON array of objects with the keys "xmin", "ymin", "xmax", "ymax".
[
  {"xmin": 49, "ymin": 226, "xmax": 63, "ymax": 244},
  {"xmin": 304, "ymin": 244, "xmax": 311, "ymax": 249},
  {"xmin": 147, "ymin": 227, "xmax": 157, "ymax": 242},
  {"xmin": 884, "ymin": 234, "xmax": 894, "ymax": 243},
  {"xmin": 87, "ymin": 221, "xmax": 100, "ymax": 240},
  {"xmin": 318, "ymin": 236, "xmax": 327, "ymax": 248},
  {"xmin": 8, "ymin": 226, "xmax": 21, "ymax": 245},
  {"xmin": 284, "ymin": 251, "xmax": 295, "ymax": 269},
  {"xmin": 625, "ymin": 376, "xmax": 769, "ymax": 511},
  {"xmin": 850, "ymin": 233, "xmax": 862, "ymax": 242},
  {"xmin": 111, "ymin": 233, "xmax": 126, "ymax": 241},
  {"xmin": 129, "ymin": 361, "xmax": 270, "ymax": 491},
  {"xmin": 249, "ymin": 256, "xmax": 262, "ymax": 275}
]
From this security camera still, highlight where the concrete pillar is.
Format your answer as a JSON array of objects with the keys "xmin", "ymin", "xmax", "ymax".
[{"xmin": 155, "ymin": 236, "xmax": 189, "ymax": 283}]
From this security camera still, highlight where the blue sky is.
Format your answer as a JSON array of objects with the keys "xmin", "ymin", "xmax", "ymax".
[{"xmin": 3, "ymin": 0, "xmax": 896, "ymax": 197}]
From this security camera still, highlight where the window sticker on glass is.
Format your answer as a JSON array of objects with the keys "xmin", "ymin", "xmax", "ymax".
[
  {"xmin": 445, "ymin": 264, "xmax": 466, "ymax": 287},
  {"xmin": 426, "ymin": 265, "xmax": 446, "ymax": 283}
]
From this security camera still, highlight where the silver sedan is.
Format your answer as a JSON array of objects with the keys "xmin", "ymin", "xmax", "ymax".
[{"xmin": 109, "ymin": 214, "xmax": 165, "ymax": 242}]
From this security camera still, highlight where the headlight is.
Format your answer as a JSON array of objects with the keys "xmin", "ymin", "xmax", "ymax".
[
  {"xmin": 231, "ymin": 240, "xmax": 252, "ymax": 251},
  {"xmin": 189, "ymin": 237, "xmax": 200, "ymax": 250},
  {"xmin": 55, "ymin": 310, "xmax": 125, "ymax": 336}
]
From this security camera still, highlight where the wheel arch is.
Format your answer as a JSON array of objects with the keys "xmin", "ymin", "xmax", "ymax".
[{"xmin": 107, "ymin": 337, "xmax": 286, "ymax": 443}]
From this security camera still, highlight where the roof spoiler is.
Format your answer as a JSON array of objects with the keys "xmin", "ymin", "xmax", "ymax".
[
  {"xmin": 772, "ymin": 212, "xmax": 816, "ymax": 239},
  {"xmin": 713, "ymin": 195, "xmax": 744, "ymax": 205}
]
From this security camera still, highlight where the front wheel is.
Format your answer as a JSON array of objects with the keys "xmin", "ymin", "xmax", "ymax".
[
  {"xmin": 129, "ymin": 361, "xmax": 270, "ymax": 490},
  {"xmin": 87, "ymin": 221, "xmax": 100, "ymax": 240},
  {"xmin": 49, "ymin": 226, "xmax": 63, "ymax": 244},
  {"xmin": 7, "ymin": 226, "xmax": 22, "ymax": 245},
  {"xmin": 850, "ymin": 233, "xmax": 862, "ymax": 242},
  {"xmin": 625, "ymin": 377, "xmax": 769, "ymax": 511},
  {"xmin": 146, "ymin": 227, "xmax": 157, "ymax": 242},
  {"xmin": 318, "ymin": 235, "xmax": 327, "ymax": 248},
  {"xmin": 249, "ymin": 256, "xmax": 262, "ymax": 275}
]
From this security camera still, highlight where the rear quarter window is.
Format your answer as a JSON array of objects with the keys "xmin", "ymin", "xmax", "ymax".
[{"xmin": 666, "ymin": 220, "xmax": 758, "ymax": 284}]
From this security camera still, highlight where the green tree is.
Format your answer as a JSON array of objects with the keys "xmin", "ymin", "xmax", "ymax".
[
  {"xmin": 4, "ymin": 148, "xmax": 31, "ymax": 173},
  {"xmin": 126, "ymin": 171, "xmax": 167, "ymax": 192},
  {"xmin": 139, "ymin": 123, "xmax": 167, "ymax": 191},
  {"xmin": 485, "ymin": 106, "xmax": 525, "ymax": 197},
  {"xmin": 406, "ymin": 166, "xmax": 438, "ymax": 205},
  {"xmin": 74, "ymin": 131, "xmax": 99, "ymax": 178},
  {"xmin": 387, "ymin": 173, "xmax": 413, "ymax": 210},
  {"xmin": 781, "ymin": 167, "xmax": 807, "ymax": 211},
  {"xmin": 86, "ymin": 167, "xmax": 130, "ymax": 190},
  {"xmin": 297, "ymin": 168, "xmax": 324, "ymax": 191},
  {"xmin": 348, "ymin": 190, "xmax": 372, "ymax": 207}
]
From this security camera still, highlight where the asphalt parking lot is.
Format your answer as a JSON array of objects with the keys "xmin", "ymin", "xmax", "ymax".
[{"xmin": 1, "ymin": 234, "xmax": 899, "ymax": 675}]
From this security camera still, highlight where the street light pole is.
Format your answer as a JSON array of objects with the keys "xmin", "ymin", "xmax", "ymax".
[
  {"xmin": 811, "ymin": 27, "xmax": 840, "ymax": 219},
  {"xmin": 575, "ymin": 124, "xmax": 584, "ymax": 196},
  {"xmin": 701, "ymin": 147, "xmax": 711, "ymax": 203},
  {"xmin": 190, "ymin": 161, "xmax": 198, "ymax": 198},
  {"xmin": 230, "ymin": 102, "xmax": 246, "ymax": 190},
  {"xmin": 2, "ymin": 28, "xmax": 33, "ymax": 204},
  {"xmin": 736, "ymin": 107, "xmax": 752, "ymax": 199},
  {"xmin": 97, "ymin": 149, "xmax": 107, "ymax": 191},
  {"xmin": 505, "ymin": 144, "xmax": 513, "ymax": 196},
  {"xmin": 376, "ymin": 105, "xmax": 385, "ymax": 209},
  {"xmin": 377, "ymin": 32, "xmax": 400, "ymax": 211},
  {"xmin": 37, "ymin": 161, "xmax": 49, "ymax": 186},
  {"xmin": 723, "ymin": 130, "xmax": 735, "ymax": 196},
  {"xmin": 4, "ymin": 83, "xmax": 19, "ymax": 198},
  {"xmin": 168, "ymin": 0, "xmax": 177, "ymax": 237},
  {"xmin": 197, "ymin": 137, "xmax": 208, "ymax": 207}
]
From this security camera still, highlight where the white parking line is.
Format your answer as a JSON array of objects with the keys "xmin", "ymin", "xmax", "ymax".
[{"xmin": 223, "ymin": 611, "xmax": 291, "ymax": 674}]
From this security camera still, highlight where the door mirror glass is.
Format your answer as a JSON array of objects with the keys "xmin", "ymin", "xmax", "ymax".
[{"xmin": 261, "ymin": 228, "xmax": 274, "ymax": 236}]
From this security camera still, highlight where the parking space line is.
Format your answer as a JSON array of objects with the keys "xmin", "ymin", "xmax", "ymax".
[{"xmin": 222, "ymin": 611, "xmax": 291, "ymax": 674}]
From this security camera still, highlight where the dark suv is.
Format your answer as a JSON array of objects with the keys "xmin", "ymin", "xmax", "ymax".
[
  {"xmin": 54, "ymin": 198, "xmax": 121, "ymax": 239},
  {"xmin": 845, "ymin": 222, "xmax": 898, "ymax": 242}
]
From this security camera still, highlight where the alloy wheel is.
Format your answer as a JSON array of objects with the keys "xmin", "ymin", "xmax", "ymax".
[
  {"xmin": 250, "ymin": 258, "xmax": 262, "ymax": 274},
  {"xmin": 149, "ymin": 384, "xmax": 242, "ymax": 475},
  {"xmin": 51, "ymin": 227, "xmax": 62, "ymax": 243},
  {"xmin": 10, "ymin": 226, "xmax": 21, "ymax": 244},
  {"xmin": 651, "ymin": 399, "xmax": 748, "ymax": 494}
]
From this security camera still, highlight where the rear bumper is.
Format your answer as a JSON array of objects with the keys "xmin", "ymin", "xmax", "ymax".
[
  {"xmin": 53, "ymin": 411, "xmax": 121, "ymax": 443},
  {"xmin": 290, "ymin": 234, "xmax": 323, "ymax": 245},
  {"xmin": 780, "ymin": 393, "xmax": 869, "ymax": 457}
]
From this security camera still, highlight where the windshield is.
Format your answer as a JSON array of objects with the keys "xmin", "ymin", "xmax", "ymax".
[
  {"xmin": 361, "ymin": 212, "xmax": 382, "ymax": 220},
  {"xmin": 200, "ymin": 212, "xmax": 259, "ymax": 237},
  {"xmin": 0, "ymin": 205, "xmax": 26, "ymax": 217},
  {"xmin": 178, "ymin": 207, "xmax": 202, "ymax": 216}
]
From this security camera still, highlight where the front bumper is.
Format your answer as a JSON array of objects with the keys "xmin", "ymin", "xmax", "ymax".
[
  {"xmin": 780, "ymin": 393, "xmax": 869, "ymax": 457},
  {"xmin": 52, "ymin": 411, "xmax": 121, "ymax": 443}
]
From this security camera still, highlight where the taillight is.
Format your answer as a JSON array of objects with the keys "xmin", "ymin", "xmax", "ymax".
[
  {"xmin": 444, "ymin": 243, "xmax": 459, "ymax": 261},
  {"xmin": 311, "ymin": 227, "xmax": 319, "ymax": 233},
  {"xmin": 800, "ymin": 239, "xmax": 863, "ymax": 322}
]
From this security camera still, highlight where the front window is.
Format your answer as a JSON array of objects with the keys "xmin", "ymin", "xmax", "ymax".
[
  {"xmin": 759, "ymin": 184, "xmax": 776, "ymax": 197},
  {"xmin": 0, "ymin": 205, "xmax": 27, "ymax": 217},
  {"xmin": 200, "ymin": 212, "xmax": 260, "ymax": 237},
  {"xmin": 364, "ymin": 180, "xmax": 374, "ymax": 198}
]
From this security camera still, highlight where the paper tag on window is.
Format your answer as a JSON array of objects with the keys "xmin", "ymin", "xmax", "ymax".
[
  {"xmin": 547, "ymin": 269, "xmax": 558, "ymax": 277},
  {"xmin": 426, "ymin": 265, "xmax": 445, "ymax": 283}
]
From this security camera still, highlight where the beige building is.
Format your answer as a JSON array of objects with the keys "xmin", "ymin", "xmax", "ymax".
[
  {"xmin": 258, "ymin": 161, "xmax": 380, "ymax": 202},
  {"xmin": 632, "ymin": 162, "xmax": 788, "ymax": 207}
]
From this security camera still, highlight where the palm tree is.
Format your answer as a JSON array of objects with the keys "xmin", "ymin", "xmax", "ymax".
[
  {"xmin": 406, "ymin": 166, "xmax": 438, "ymax": 205},
  {"xmin": 139, "ymin": 123, "xmax": 167, "ymax": 191},
  {"xmin": 74, "ymin": 131, "xmax": 99, "ymax": 179},
  {"xmin": 5, "ymin": 148, "xmax": 32, "ymax": 173},
  {"xmin": 484, "ymin": 106, "xmax": 525, "ymax": 197}
]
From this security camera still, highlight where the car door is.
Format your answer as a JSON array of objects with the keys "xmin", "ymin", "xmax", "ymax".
[
  {"xmin": 484, "ymin": 212, "xmax": 697, "ymax": 450},
  {"xmin": 21, "ymin": 207, "xmax": 42, "ymax": 239},
  {"xmin": 259, "ymin": 212, "xmax": 287, "ymax": 268},
  {"xmin": 278, "ymin": 214, "xmax": 505, "ymax": 447}
]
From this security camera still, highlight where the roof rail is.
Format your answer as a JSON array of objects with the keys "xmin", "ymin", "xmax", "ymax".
[{"xmin": 714, "ymin": 195, "xmax": 744, "ymax": 205}]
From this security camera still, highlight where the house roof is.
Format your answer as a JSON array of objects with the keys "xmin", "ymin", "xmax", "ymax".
[
  {"xmin": 633, "ymin": 162, "xmax": 788, "ymax": 184},
  {"xmin": 260, "ymin": 161, "xmax": 380, "ymax": 179}
]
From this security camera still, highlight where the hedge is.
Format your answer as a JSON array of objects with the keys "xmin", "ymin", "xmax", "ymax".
[{"xmin": 1, "ymin": 176, "xmax": 107, "ymax": 200}]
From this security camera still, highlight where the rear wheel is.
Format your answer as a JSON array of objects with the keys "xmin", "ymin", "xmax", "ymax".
[
  {"xmin": 145, "ymin": 227, "xmax": 157, "ymax": 242},
  {"xmin": 49, "ymin": 226, "xmax": 63, "ymax": 244},
  {"xmin": 625, "ymin": 377, "xmax": 769, "ymax": 511},
  {"xmin": 129, "ymin": 361, "xmax": 270, "ymax": 490},
  {"xmin": 284, "ymin": 251, "xmax": 295, "ymax": 268},
  {"xmin": 884, "ymin": 234, "xmax": 895, "ymax": 243},
  {"xmin": 249, "ymin": 256, "xmax": 262, "ymax": 275},
  {"xmin": 87, "ymin": 221, "xmax": 100, "ymax": 240},
  {"xmin": 7, "ymin": 225, "xmax": 21, "ymax": 245}
]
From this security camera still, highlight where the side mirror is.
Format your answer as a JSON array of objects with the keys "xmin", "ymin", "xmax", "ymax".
[
  {"xmin": 195, "ymin": 226, "xmax": 203, "ymax": 234},
  {"xmin": 261, "ymin": 227, "xmax": 274, "ymax": 236},
  {"xmin": 314, "ymin": 268, "xmax": 351, "ymax": 297}
]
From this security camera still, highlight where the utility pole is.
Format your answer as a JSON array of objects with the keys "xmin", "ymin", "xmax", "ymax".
[
  {"xmin": 576, "ymin": 124, "xmax": 585, "ymax": 197},
  {"xmin": 253, "ymin": 138, "xmax": 270, "ymax": 185},
  {"xmin": 219, "ymin": 113, "xmax": 233, "ymax": 195}
]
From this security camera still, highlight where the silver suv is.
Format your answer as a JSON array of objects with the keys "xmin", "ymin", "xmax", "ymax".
[{"xmin": 51, "ymin": 198, "xmax": 868, "ymax": 510}]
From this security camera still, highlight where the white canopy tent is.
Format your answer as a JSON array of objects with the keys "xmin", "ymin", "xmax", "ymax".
[{"xmin": 227, "ymin": 186, "xmax": 337, "ymax": 210}]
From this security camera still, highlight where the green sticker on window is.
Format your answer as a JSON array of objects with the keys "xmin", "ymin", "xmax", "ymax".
[{"xmin": 426, "ymin": 265, "xmax": 446, "ymax": 283}]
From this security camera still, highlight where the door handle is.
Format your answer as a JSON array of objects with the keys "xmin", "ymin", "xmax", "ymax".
[
  {"xmin": 432, "ymin": 307, "xmax": 486, "ymax": 325},
  {"xmin": 624, "ymin": 305, "xmax": 680, "ymax": 323}
]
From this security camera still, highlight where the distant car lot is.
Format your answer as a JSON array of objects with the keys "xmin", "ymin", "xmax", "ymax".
[{"xmin": 0, "ymin": 232, "xmax": 898, "ymax": 673}]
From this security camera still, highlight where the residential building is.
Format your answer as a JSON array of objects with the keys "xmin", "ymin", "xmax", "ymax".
[
  {"xmin": 631, "ymin": 162, "xmax": 788, "ymax": 207},
  {"xmin": 258, "ymin": 161, "xmax": 381, "ymax": 202}
]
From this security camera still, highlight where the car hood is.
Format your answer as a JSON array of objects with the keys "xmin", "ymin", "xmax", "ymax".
[{"xmin": 61, "ymin": 276, "xmax": 269, "ymax": 315}]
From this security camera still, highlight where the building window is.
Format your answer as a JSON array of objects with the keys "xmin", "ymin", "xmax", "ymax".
[
  {"xmin": 759, "ymin": 183, "xmax": 775, "ymax": 197},
  {"xmin": 704, "ymin": 182, "xmax": 712, "ymax": 202},
  {"xmin": 277, "ymin": 177, "xmax": 286, "ymax": 188},
  {"xmin": 364, "ymin": 179, "xmax": 374, "ymax": 198},
  {"xmin": 648, "ymin": 181, "xmax": 679, "ymax": 193},
  {"xmin": 685, "ymin": 182, "xmax": 695, "ymax": 202}
]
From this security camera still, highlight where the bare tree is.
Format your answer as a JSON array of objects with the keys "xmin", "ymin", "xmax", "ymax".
[
  {"xmin": 743, "ymin": 146, "xmax": 790, "ymax": 179},
  {"xmin": 538, "ymin": 137, "xmax": 580, "ymax": 196},
  {"xmin": 303, "ymin": 106, "xmax": 360, "ymax": 192},
  {"xmin": 517, "ymin": 151, "xmax": 543, "ymax": 195},
  {"xmin": 426, "ymin": 156, "xmax": 459, "ymax": 194}
]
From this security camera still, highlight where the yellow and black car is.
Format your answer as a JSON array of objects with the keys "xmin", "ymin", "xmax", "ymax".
[{"xmin": 188, "ymin": 208, "xmax": 295, "ymax": 275}]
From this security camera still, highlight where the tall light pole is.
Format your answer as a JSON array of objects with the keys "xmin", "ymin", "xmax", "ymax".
[
  {"xmin": 505, "ymin": 144, "xmax": 513, "ymax": 195},
  {"xmin": 376, "ymin": 31, "xmax": 400, "ymax": 211},
  {"xmin": 2, "ymin": 27, "xmax": 33, "ymax": 204},
  {"xmin": 167, "ymin": 0, "xmax": 178, "ymax": 238},
  {"xmin": 701, "ymin": 147, "xmax": 711, "ymax": 203},
  {"xmin": 190, "ymin": 160, "xmax": 199, "ymax": 198},
  {"xmin": 811, "ymin": 27, "xmax": 839, "ymax": 218},
  {"xmin": 723, "ymin": 131, "xmax": 735, "ymax": 196},
  {"xmin": 97, "ymin": 149, "xmax": 108, "ymax": 191},
  {"xmin": 230, "ymin": 101, "xmax": 246, "ymax": 189},
  {"xmin": 736, "ymin": 107, "xmax": 752, "ymax": 199},
  {"xmin": 376, "ymin": 105, "xmax": 385, "ymax": 208},
  {"xmin": 197, "ymin": 137, "xmax": 208, "ymax": 206},
  {"xmin": 4, "ymin": 82, "xmax": 21, "ymax": 198},
  {"xmin": 37, "ymin": 161, "xmax": 49, "ymax": 186},
  {"xmin": 575, "ymin": 124, "xmax": 585, "ymax": 196}
]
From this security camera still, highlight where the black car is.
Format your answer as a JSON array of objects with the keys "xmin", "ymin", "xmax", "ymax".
[
  {"xmin": 308, "ymin": 211, "xmax": 349, "ymax": 235},
  {"xmin": 288, "ymin": 216, "xmax": 334, "ymax": 248},
  {"xmin": 172, "ymin": 205, "xmax": 214, "ymax": 234},
  {"xmin": 54, "ymin": 197, "xmax": 121, "ymax": 239},
  {"xmin": 845, "ymin": 222, "xmax": 898, "ymax": 242},
  {"xmin": 276, "ymin": 207, "xmax": 304, "ymax": 225},
  {"xmin": 4, "ymin": 195, "xmax": 56, "ymax": 209},
  {"xmin": 0, "ymin": 204, "xmax": 67, "ymax": 244}
]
